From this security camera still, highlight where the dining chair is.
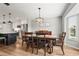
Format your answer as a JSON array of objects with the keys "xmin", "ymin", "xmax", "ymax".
[
  {"xmin": 35, "ymin": 31, "xmax": 52, "ymax": 56},
  {"xmin": 21, "ymin": 31, "xmax": 36, "ymax": 53},
  {"xmin": 54, "ymin": 32, "xmax": 66, "ymax": 55},
  {"xmin": 22, "ymin": 32, "xmax": 37, "ymax": 53}
]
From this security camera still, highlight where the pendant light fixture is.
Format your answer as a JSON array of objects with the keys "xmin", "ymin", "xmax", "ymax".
[
  {"xmin": 4, "ymin": 3, "xmax": 10, "ymax": 6},
  {"xmin": 35, "ymin": 8, "xmax": 44, "ymax": 23},
  {"xmin": 3, "ymin": 14, "xmax": 6, "ymax": 24},
  {"xmin": 8, "ymin": 13, "xmax": 12, "ymax": 23}
]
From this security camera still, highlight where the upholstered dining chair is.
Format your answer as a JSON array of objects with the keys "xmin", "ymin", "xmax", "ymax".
[
  {"xmin": 24, "ymin": 32, "xmax": 41, "ymax": 54},
  {"xmin": 22, "ymin": 32, "xmax": 33, "ymax": 46},
  {"xmin": 54, "ymin": 32, "xmax": 66, "ymax": 55},
  {"xmin": 35, "ymin": 31, "xmax": 52, "ymax": 56}
]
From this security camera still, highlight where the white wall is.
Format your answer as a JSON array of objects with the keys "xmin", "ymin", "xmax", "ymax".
[
  {"xmin": 0, "ymin": 23, "xmax": 13, "ymax": 33},
  {"xmin": 31, "ymin": 17, "xmax": 62, "ymax": 37},
  {"xmin": 0, "ymin": 16, "xmax": 27, "ymax": 33}
]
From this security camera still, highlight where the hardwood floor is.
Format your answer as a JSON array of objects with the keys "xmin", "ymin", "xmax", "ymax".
[{"xmin": 0, "ymin": 39, "xmax": 79, "ymax": 56}]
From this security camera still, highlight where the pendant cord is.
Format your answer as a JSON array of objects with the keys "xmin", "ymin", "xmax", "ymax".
[
  {"xmin": 3, "ymin": 14, "xmax": 6, "ymax": 24},
  {"xmin": 38, "ymin": 8, "xmax": 41, "ymax": 18},
  {"xmin": 3, "ymin": 14, "xmax": 5, "ymax": 20},
  {"xmin": 9, "ymin": 13, "xmax": 12, "ymax": 23},
  {"xmin": 9, "ymin": 13, "xmax": 11, "ymax": 19}
]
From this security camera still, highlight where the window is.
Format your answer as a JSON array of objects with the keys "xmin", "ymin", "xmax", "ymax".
[
  {"xmin": 70, "ymin": 25, "xmax": 76, "ymax": 37},
  {"xmin": 68, "ymin": 15, "xmax": 77, "ymax": 39}
]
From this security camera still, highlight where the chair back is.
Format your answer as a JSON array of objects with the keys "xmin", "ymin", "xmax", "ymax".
[
  {"xmin": 22, "ymin": 31, "xmax": 33, "ymax": 35},
  {"xmin": 63, "ymin": 32, "xmax": 66, "ymax": 38},
  {"xmin": 59, "ymin": 32, "xmax": 66, "ymax": 45},
  {"xmin": 60, "ymin": 32, "xmax": 66, "ymax": 40},
  {"xmin": 35, "ymin": 31, "xmax": 52, "ymax": 45},
  {"xmin": 35, "ymin": 31, "xmax": 52, "ymax": 50},
  {"xmin": 35, "ymin": 31, "xmax": 52, "ymax": 37},
  {"xmin": 21, "ymin": 31, "xmax": 33, "ymax": 40},
  {"xmin": 25, "ymin": 32, "xmax": 33, "ymax": 36}
]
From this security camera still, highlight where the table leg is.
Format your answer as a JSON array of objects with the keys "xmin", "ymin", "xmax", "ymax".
[
  {"xmin": 48, "ymin": 40, "xmax": 53, "ymax": 54},
  {"xmin": 51, "ymin": 40, "xmax": 53, "ymax": 53}
]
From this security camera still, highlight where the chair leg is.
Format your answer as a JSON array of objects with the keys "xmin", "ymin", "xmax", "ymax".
[
  {"xmin": 51, "ymin": 44, "xmax": 53, "ymax": 53},
  {"xmin": 36, "ymin": 44, "xmax": 38, "ymax": 54},
  {"xmin": 32, "ymin": 47, "xmax": 34, "ymax": 53},
  {"xmin": 32, "ymin": 44, "xmax": 34, "ymax": 53},
  {"xmin": 51, "ymin": 40, "xmax": 53, "ymax": 53},
  {"xmin": 22, "ymin": 41, "xmax": 23, "ymax": 46},
  {"xmin": 48, "ymin": 43, "xmax": 53, "ymax": 54},
  {"xmin": 44, "ymin": 46, "xmax": 46, "ymax": 56},
  {"xmin": 47, "ymin": 47, "xmax": 49, "ymax": 53},
  {"xmin": 32, "ymin": 38, "xmax": 34, "ymax": 53},
  {"xmin": 61, "ymin": 46, "xmax": 64, "ymax": 55},
  {"xmin": 27, "ymin": 43, "xmax": 29, "ymax": 48},
  {"xmin": 36, "ymin": 39, "xmax": 38, "ymax": 55}
]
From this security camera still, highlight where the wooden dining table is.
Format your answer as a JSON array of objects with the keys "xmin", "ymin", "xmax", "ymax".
[{"xmin": 23, "ymin": 33, "xmax": 57, "ymax": 54}]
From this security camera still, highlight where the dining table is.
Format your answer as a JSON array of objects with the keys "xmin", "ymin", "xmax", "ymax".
[{"xmin": 22, "ymin": 33, "xmax": 57, "ymax": 54}]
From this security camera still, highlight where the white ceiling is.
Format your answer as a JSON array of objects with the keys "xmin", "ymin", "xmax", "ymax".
[
  {"xmin": 0, "ymin": 3, "xmax": 69, "ymax": 20},
  {"xmin": 66, "ymin": 3, "xmax": 79, "ymax": 17}
]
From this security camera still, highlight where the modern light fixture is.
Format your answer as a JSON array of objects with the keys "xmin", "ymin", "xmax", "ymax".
[
  {"xmin": 4, "ymin": 3, "xmax": 10, "ymax": 6},
  {"xmin": 35, "ymin": 8, "xmax": 44, "ymax": 23},
  {"xmin": 2, "ymin": 13, "xmax": 12, "ymax": 24},
  {"xmin": 3, "ymin": 14, "xmax": 6, "ymax": 24},
  {"xmin": 8, "ymin": 13, "xmax": 12, "ymax": 23}
]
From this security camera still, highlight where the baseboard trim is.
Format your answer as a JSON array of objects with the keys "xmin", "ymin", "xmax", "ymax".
[{"xmin": 65, "ymin": 43, "xmax": 79, "ymax": 50}]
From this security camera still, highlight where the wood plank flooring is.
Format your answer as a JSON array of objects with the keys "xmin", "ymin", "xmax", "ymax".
[{"xmin": 0, "ymin": 39, "xmax": 79, "ymax": 56}]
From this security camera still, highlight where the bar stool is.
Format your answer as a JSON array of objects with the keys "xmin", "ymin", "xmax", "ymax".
[{"xmin": 0, "ymin": 37, "xmax": 6, "ymax": 45}]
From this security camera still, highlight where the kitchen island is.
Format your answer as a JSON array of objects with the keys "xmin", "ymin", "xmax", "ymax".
[{"xmin": 0, "ymin": 32, "xmax": 18, "ymax": 45}]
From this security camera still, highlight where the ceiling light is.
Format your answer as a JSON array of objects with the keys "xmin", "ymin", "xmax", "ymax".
[
  {"xmin": 8, "ymin": 13, "xmax": 12, "ymax": 23},
  {"xmin": 3, "ymin": 14, "xmax": 6, "ymax": 24},
  {"xmin": 4, "ymin": 3, "xmax": 10, "ymax": 6},
  {"xmin": 35, "ymin": 8, "xmax": 44, "ymax": 23}
]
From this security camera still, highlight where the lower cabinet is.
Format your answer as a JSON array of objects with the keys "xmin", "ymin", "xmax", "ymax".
[{"xmin": 0, "ymin": 33, "xmax": 18, "ymax": 45}]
